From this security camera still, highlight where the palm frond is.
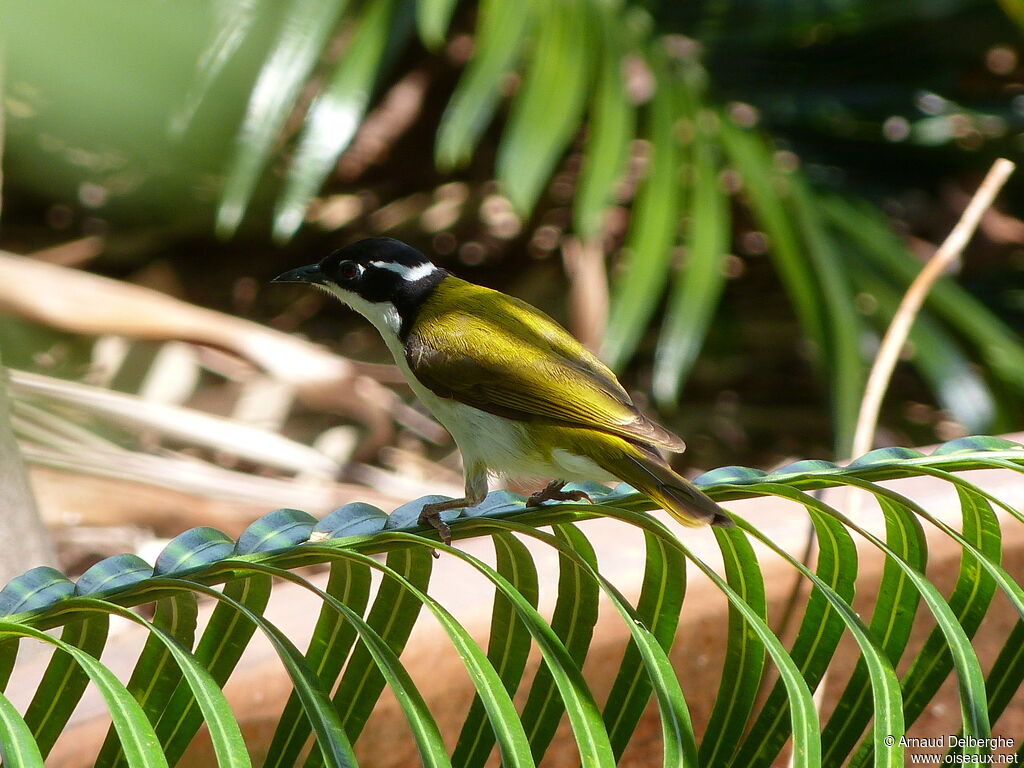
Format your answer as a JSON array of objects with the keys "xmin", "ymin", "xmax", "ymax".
[{"xmin": 2, "ymin": 436, "xmax": 1023, "ymax": 765}]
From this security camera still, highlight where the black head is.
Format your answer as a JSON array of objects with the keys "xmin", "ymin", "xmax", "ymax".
[{"xmin": 273, "ymin": 238, "xmax": 446, "ymax": 337}]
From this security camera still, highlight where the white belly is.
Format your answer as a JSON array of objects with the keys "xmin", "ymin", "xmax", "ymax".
[{"xmin": 418, "ymin": 388, "xmax": 613, "ymax": 482}]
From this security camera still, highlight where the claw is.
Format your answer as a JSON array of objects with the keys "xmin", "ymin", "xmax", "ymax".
[
  {"xmin": 418, "ymin": 505, "xmax": 453, "ymax": 552},
  {"xmin": 527, "ymin": 481, "xmax": 594, "ymax": 507}
]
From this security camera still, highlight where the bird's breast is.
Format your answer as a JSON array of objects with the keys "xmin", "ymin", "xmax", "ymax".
[{"xmin": 420, "ymin": 395, "xmax": 616, "ymax": 483}]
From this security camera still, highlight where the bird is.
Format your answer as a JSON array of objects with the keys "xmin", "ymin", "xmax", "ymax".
[{"xmin": 274, "ymin": 237, "xmax": 732, "ymax": 545}]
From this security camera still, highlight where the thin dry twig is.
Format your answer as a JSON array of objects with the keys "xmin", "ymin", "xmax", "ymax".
[
  {"xmin": 28, "ymin": 236, "xmax": 105, "ymax": 267},
  {"xmin": 851, "ymin": 158, "xmax": 1016, "ymax": 457},
  {"xmin": 561, "ymin": 237, "xmax": 609, "ymax": 352}
]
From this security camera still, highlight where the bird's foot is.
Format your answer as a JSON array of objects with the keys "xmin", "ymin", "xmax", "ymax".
[
  {"xmin": 418, "ymin": 501, "xmax": 455, "ymax": 552},
  {"xmin": 527, "ymin": 480, "xmax": 593, "ymax": 507}
]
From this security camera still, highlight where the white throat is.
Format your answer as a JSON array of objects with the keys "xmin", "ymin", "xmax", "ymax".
[{"xmin": 319, "ymin": 283, "xmax": 403, "ymax": 347}]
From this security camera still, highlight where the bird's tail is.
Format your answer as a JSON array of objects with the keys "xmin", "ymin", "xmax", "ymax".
[{"xmin": 604, "ymin": 443, "xmax": 732, "ymax": 528}]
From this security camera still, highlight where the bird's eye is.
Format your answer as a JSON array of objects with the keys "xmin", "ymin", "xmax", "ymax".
[{"xmin": 338, "ymin": 261, "xmax": 360, "ymax": 281}]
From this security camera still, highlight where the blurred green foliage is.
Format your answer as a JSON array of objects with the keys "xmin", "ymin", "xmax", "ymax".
[
  {"xmin": 3, "ymin": 0, "xmax": 1024, "ymax": 456},
  {"xmin": 2, "ymin": 1, "xmax": 280, "ymax": 224}
]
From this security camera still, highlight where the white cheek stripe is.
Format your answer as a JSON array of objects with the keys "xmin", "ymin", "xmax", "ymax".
[{"xmin": 369, "ymin": 260, "xmax": 437, "ymax": 282}]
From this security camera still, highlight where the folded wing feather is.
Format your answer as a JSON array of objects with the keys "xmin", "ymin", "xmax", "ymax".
[{"xmin": 405, "ymin": 278, "xmax": 687, "ymax": 452}]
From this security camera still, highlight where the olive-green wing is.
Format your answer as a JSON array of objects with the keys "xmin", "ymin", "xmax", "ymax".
[{"xmin": 405, "ymin": 279, "xmax": 686, "ymax": 451}]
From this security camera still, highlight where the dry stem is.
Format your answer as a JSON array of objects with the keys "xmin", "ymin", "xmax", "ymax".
[{"xmin": 850, "ymin": 158, "xmax": 1016, "ymax": 458}]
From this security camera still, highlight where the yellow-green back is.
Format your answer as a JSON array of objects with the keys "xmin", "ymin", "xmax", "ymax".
[{"xmin": 405, "ymin": 276, "xmax": 686, "ymax": 451}]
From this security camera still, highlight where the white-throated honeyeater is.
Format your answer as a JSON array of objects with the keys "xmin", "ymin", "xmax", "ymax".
[{"xmin": 274, "ymin": 237, "xmax": 732, "ymax": 544}]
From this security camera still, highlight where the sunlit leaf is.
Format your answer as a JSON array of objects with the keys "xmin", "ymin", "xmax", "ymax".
[
  {"xmin": 0, "ymin": 622, "xmax": 167, "ymax": 768},
  {"xmin": 235, "ymin": 508, "xmax": 317, "ymax": 554},
  {"xmin": 416, "ymin": 0, "xmax": 459, "ymax": 49},
  {"xmin": 820, "ymin": 487, "xmax": 925, "ymax": 765},
  {"xmin": 0, "ymin": 443, "xmax": 1023, "ymax": 766},
  {"xmin": 496, "ymin": 0, "xmax": 593, "ymax": 214},
  {"xmin": 306, "ymin": 546, "xmax": 536, "ymax": 768},
  {"xmin": 981, "ymin": 621, "xmax": 1024, "ymax": 730},
  {"xmin": 574, "ymin": 2, "xmax": 635, "ymax": 239},
  {"xmin": 735, "ymin": 498, "xmax": 904, "ymax": 768},
  {"xmin": 675, "ymin": 542, "xmax": 821, "ymax": 768},
  {"xmin": 700, "ymin": 526, "xmax": 766, "ymax": 767},
  {"xmin": 152, "ymin": 575, "xmax": 271, "ymax": 766},
  {"xmin": 0, "ymin": 639, "xmax": 18, "ymax": 692},
  {"xmin": 485, "ymin": 518, "xmax": 699, "ymax": 768},
  {"xmin": 436, "ymin": 0, "xmax": 529, "ymax": 169},
  {"xmin": 0, "ymin": 567, "xmax": 74, "ymax": 617},
  {"xmin": 216, "ymin": 0, "xmax": 349, "ymax": 236},
  {"xmin": 740, "ymin": 510, "xmax": 856, "ymax": 765},
  {"xmin": 67, "ymin": 597, "xmax": 250, "ymax": 768},
  {"xmin": 602, "ymin": 528, "xmax": 686, "ymax": 760},
  {"xmin": 453, "ymin": 532, "xmax": 539, "ymax": 768},
  {"xmin": 274, "ymin": 0, "xmax": 399, "ymax": 241},
  {"xmin": 653, "ymin": 88, "xmax": 728, "ymax": 406},
  {"xmin": 151, "ymin": 576, "xmax": 354, "ymax": 768},
  {"xmin": 23, "ymin": 616, "xmax": 109, "ymax": 759},
  {"xmin": 263, "ymin": 559, "xmax": 371, "ymax": 768},
  {"xmin": 826, "ymin": 483, "xmax": 993, "ymax": 764},
  {"xmin": 399, "ymin": 527, "xmax": 618, "ymax": 768},
  {"xmin": 0, "ymin": 690, "xmax": 44, "ymax": 768},
  {"xmin": 518, "ymin": 524, "xmax": 600, "ymax": 764},
  {"xmin": 601, "ymin": 48, "xmax": 683, "ymax": 371},
  {"xmin": 95, "ymin": 593, "xmax": 199, "ymax": 768},
  {"xmin": 325, "ymin": 547, "xmax": 433, "ymax": 749}
]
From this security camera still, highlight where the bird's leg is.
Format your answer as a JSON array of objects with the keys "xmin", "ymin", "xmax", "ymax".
[
  {"xmin": 527, "ymin": 479, "xmax": 593, "ymax": 507},
  {"xmin": 418, "ymin": 464, "xmax": 487, "ymax": 548}
]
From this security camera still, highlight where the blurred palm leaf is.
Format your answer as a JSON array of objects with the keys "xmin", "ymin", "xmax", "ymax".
[
  {"xmin": 1, "ymin": 436, "xmax": 1023, "ymax": 764},
  {"xmin": 651, "ymin": 75, "xmax": 729, "ymax": 408},
  {"xmin": 214, "ymin": 0, "xmax": 350, "ymax": 236},
  {"xmin": 434, "ymin": 0, "xmax": 530, "ymax": 171},
  {"xmin": 600, "ymin": 46, "xmax": 686, "ymax": 373},
  {"xmin": 493, "ymin": 0, "xmax": 594, "ymax": 216},
  {"xmin": 271, "ymin": 0, "xmax": 408, "ymax": 241}
]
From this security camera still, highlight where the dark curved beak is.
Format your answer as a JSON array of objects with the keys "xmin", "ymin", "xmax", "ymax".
[{"xmin": 272, "ymin": 263, "xmax": 325, "ymax": 284}]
